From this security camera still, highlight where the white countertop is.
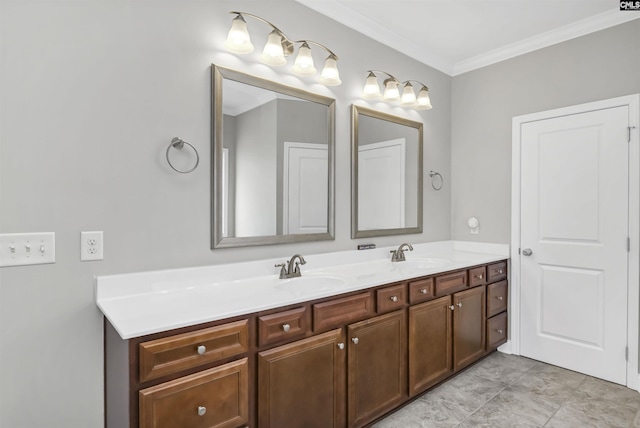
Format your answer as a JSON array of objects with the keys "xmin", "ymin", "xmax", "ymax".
[{"xmin": 96, "ymin": 240, "xmax": 509, "ymax": 339}]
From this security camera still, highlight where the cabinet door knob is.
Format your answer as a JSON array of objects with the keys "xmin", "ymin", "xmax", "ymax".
[
  {"xmin": 390, "ymin": 296, "xmax": 398, "ymax": 302},
  {"xmin": 449, "ymin": 305, "xmax": 455, "ymax": 311},
  {"xmin": 499, "ymin": 269, "xmax": 504, "ymax": 274},
  {"xmin": 337, "ymin": 342, "xmax": 345, "ymax": 350},
  {"xmin": 457, "ymin": 302, "xmax": 462, "ymax": 308},
  {"xmin": 476, "ymin": 274, "xmax": 483, "ymax": 280},
  {"xmin": 197, "ymin": 406, "xmax": 207, "ymax": 416},
  {"xmin": 282, "ymin": 323, "xmax": 291, "ymax": 332},
  {"xmin": 196, "ymin": 345, "xmax": 206, "ymax": 355},
  {"xmin": 420, "ymin": 288, "xmax": 427, "ymax": 294},
  {"xmin": 497, "ymin": 296, "xmax": 503, "ymax": 301},
  {"xmin": 497, "ymin": 329, "xmax": 504, "ymax": 334},
  {"xmin": 352, "ymin": 337, "xmax": 359, "ymax": 345}
]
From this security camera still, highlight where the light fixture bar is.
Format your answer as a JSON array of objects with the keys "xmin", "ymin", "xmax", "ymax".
[
  {"xmin": 361, "ymin": 71, "xmax": 432, "ymax": 110},
  {"xmin": 224, "ymin": 11, "xmax": 341, "ymax": 86}
]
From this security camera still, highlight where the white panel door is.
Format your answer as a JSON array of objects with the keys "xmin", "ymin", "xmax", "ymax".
[
  {"xmin": 520, "ymin": 106, "xmax": 629, "ymax": 384},
  {"xmin": 358, "ymin": 139, "xmax": 406, "ymax": 231},
  {"xmin": 283, "ymin": 143, "xmax": 328, "ymax": 234}
]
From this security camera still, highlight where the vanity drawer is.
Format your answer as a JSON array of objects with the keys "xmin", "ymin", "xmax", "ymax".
[
  {"xmin": 487, "ymin": 262, "xmax": 507, "ymax": 282},
  {"xmin": 487, "ymin": 280, "xmax": 508, "ymax": 318},
  {"xmin": 409, "ymin": 278, "xmax": 434, "ymax": 304},
  {"xmin": 139, "ymin": 358, "xmax": 249, "ymax": 428},
  {"xmin": 377, "ymin": 284, "xmax": 407, "ymax": 313},
  {"xmin": 434, "ymin": 270, "xmax": 468, "ymax": 297},
  {"xmin": 469, "ymin": 266, "xmax": 486, "ymax": 287},
  {"xmin": 313, "ymin": 292, "xmax": 373, "ymax": 332},
  {"xmin": 139, "ymin": 320, "xmax": 249, "ymax": 383},
  {"xmin": 486, "ymin": 312, "xmax": 508, "ymax": 350},
  {"xmin": 258, "ymin": 307, "xmax": 310, "ymax": 347}
]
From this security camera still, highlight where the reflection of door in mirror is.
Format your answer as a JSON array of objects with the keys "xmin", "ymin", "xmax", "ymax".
[
  {"xmin": 283, "ymin": 143, "xmax": 328, "ymax": 234},
  {"xmin": 358, "ymin": 139, "xmax": 405, "ymax": 230}
]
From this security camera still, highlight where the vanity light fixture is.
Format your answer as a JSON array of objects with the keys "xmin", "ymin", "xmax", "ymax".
[
  {"xmin": 362, "ymin": 70, "xmax": 432, "ymax": 110},
  {"xmin": 223, "ymin": 11, "xmax": 342, "ymax": 86}
]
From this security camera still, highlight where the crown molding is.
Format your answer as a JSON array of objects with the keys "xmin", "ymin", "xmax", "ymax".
[
  {"xmin": 296, "ymin": 0, "xmax": 454, "ymax": 75},
  {"xmin": 452, "ymin": 10, "xmax": 640, "ymax": 75},
  {"xmin": 297, "ymin": 1, "xmax": 640, "ymax": 77}
]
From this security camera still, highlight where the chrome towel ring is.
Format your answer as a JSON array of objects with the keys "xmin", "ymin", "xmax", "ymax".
[
  {"xmin": 166, "ymin": 137, "xmax": 199, "ymax": 174},
  {"xmin": 429, "ymin": 171, "xmax": 443, "ymax": 191}
]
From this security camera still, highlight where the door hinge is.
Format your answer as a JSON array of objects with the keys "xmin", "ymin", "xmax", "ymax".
[
  {"xmin": 626, "ymin": 346, "xmax": 629, "ymax": 361},
  {"xmin": 628, "ymin": 237, "xmax": 631, "ymax": 252},
  {"xmin": 630, "ymin": 126, "xmax": 637, "ymax": 143},
  {"xmin": 518, "ymin": 248, "xmax": 521, "ymax": 255}
]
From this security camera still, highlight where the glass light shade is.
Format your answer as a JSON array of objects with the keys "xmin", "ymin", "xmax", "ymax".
[
  {"xmin": 362, "ymin": 72, "xmax": 381, "ymax": 99},
  {"xmin": 382, "ymin": 79, "xmax": 400, "ymax": 102},
  {"xmin": 261, "ymin": 30, "xmax": 287, "ymax": 66},
  {"xmin": 400, "ymin": 83, "xmax": 417, "ymax": 106},
  {"xmin": 416, "ymin": 87, "xmax": 433, "ymax": 110},
  {"xmin": 223, "ymin": 15, "xmax": 254, "ymax": 54},
  {"xmin": 292, "ymin": 42, "xmax": 317, "ymax": 76},
  {"xmin": 318, "ymin": 55, "xmax": 342, "ymax": 86}
]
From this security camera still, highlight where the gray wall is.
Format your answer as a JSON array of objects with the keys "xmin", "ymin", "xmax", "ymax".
[
  {"xmin": 0, "ymin": 1, "xmax": 450, "ymax": 427},
  {"xmin": 451, "ymin": 19, "xmax": 640, "ymax": 243}
]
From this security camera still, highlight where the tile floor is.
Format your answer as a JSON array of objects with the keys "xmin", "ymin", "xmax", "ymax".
[{"xmin": 373, "ymin": 352, "xmax": 640, "ymax": 428}]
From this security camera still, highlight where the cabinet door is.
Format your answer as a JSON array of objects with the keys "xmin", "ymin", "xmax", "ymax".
[
  {"xmin": 453, "ymin": 286, "xmax": 486, "ymax": 371},
  {"xmin": 139, "ymin": 358, "xmax": 248, "ymax": 428},
  {"xmin": 348, "ymin": 310, "xmax": 407, "ymax": 428},
  {"xmin": 408, "ymin": 296, "xmax": 452, "ymax": 396},
  {"xmin": 258, "ymin": 328, "xmax": 346, "ymax": 428}
]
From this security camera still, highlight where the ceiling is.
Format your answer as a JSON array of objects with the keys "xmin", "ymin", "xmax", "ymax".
[{"xmin": 296, "ymin": 0, "xmax": 640, "ymax": 76}]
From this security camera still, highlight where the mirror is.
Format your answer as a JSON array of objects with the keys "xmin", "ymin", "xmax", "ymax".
[
  {"xmin": 212, "ymin": 65, "xmax": 335, "ymax": 248},
  {"xmin": 351, "ymin": 105, "xmax": 423, "ymax": 238}
]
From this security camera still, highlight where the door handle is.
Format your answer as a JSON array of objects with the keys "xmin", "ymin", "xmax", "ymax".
[{"xmin": 522, "ymin": 248, "xmax": 533, "ymax": 256}]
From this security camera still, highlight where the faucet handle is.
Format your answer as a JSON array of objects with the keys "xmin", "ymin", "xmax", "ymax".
[{"xmin": 275, "ymin": 262, "xmax": 288, "ymax": 278}]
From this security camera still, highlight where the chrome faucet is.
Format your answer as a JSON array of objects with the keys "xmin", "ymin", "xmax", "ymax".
[
  {"xmin": 275, "ymin": 254, "xmax": 307, "ymax": 279},
  {"xmin": 390, "ymin": 243, "xmax": 413, "ymax": 262}
]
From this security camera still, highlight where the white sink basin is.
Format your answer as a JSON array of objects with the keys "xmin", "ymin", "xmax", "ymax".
[
  {"xmin": 271, "ymin": 274, "xmax": 349, "ymax": 296},
  {"xmin": 394, "ymin": 258, "xmax": 452, "ymax": 273}
]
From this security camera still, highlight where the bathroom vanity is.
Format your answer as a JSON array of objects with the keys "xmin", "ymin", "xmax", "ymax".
[{"xmin": 99, "ymin": 242, "xmax": 508, "ymax": 428}]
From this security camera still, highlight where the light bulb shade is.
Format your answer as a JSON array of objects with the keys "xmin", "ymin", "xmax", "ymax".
[
  {"xmin": 416, "ymin": 87, "xmax": 433, "ymax": 110},
  {"xmin": 318, "ymin": 55, "xmax": 342, "ymax": 86},
  {"xmin": 400, "ymin": 83, "xmax": 417, "ymax": 106},
  {"xmin": 292, "ymin": 42, "xmax": 317, "ymax": 76},
  {"xmin": 382, "ymin": 79, "xmax": 400, "ymax": 102},
  {"xmin": 224, "ymin": 15, "xmax": 254, "ymax": 54},
  {"xmin": 261, "ymin": 30, "xmax": 287, "ymax": 66},
  {"xmin": 362, "ymin": 72, "xmax": 381, "ymax": 99}
]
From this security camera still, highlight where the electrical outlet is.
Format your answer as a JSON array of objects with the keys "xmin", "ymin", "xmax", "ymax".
[{"xmin": 81, "ymin": 231, "xmax": 103, "ymax": 261}]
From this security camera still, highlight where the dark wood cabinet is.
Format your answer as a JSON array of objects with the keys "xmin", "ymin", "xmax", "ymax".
[
  {"xmin": 408, "ymin": 296, "xmax": 453, "ymax": 396},
  {"xmin": 257, "ymin": 328, "xmax": 346, "ymax": 428},
  {"xmin": 107, "ymin": 259, "xmax": 508, "ymax": 428},
  {"xmin": 453, "ymin": 286, "xmax": 486, "ymax": 371},
  {"xmin": 347, "ymin": 310, "xmax": 406, "ymax": 428}
]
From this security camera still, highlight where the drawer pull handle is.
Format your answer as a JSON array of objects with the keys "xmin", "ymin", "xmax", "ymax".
[
  {"xmin": 420, "ymin": 288, "xmax": 428, "ymax": 294},
  {"xmin": 457, "ymin": 302, "xmax": 462, "ymax": 308},
  {"xmin": 499, "ymin": 269, "xmax": 504, "ymax": 274},
  {"xmin": 197, "ymin": 406, "xmax": 207, "ymax": 416},
  {"xmin": 497, "ymin": 329, "xmax": 504, "ymax": 334},
  {"xmin": 337, "ymin": 342, "xmax": 345, "ymax": 350},
  {"xmin": 497, "ymin": 296, "xmax": 503, "ymax": 301},
  {"xmin": 390, "ymin": 296, "xmax": 398, "ymax": 302},
  {"xmin": 352, "ymin": 337, "xmax": 359, "ymax": 345},
  {"xmin": 196, "ymin": 345, "xmax": 206, "ymax": 355},
  {"xmin": 282, "ymin": 324, "xmax": 291, "ymax": 332},
  {"xmin": 476, "ymin": 274, "xmax": 483, "ymax": 279},
  {"xmin": 449, "ymin": 305, "xmax": 455, "ymax": 311}
]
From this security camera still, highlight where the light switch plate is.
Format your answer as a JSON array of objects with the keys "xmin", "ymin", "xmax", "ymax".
[{"xmin": 0, "ymin": 232, "xmax": 56, "ymax": 267}]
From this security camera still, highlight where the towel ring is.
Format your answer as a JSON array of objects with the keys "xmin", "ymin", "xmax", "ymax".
[
  {"xmin": 429, "ymin": 171, "xmax": 443, "ymax": 191},
  {"xmin": 166, "ymin": 137, "xmax": 199, "ymax": 174}
]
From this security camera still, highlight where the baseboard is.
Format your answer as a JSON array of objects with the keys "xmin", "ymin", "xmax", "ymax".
[{"xmin": 497, "ymin": 340, "xmax": 513, "ymax": 355}]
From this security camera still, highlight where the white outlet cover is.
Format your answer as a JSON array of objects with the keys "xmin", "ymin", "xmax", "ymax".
[{"xmin": 81, "ymin": 231, "xmax": 104, "ymax": 261}]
